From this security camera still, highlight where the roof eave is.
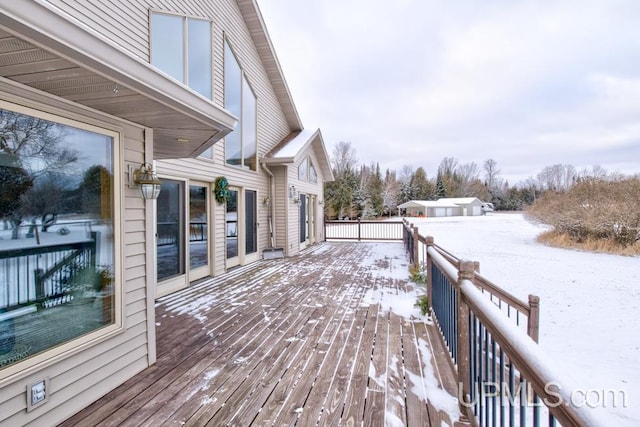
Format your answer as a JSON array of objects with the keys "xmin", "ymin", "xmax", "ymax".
[
  {"xmin": 237, "ymin": 0, "xmax": 302, "ymax": 131},
  {"xmin": 0, "ymin": 0, "xmax": 238, "ymax": 158}
]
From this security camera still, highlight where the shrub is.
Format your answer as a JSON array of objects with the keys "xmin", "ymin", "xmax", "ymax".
[
  {"xmin": 414, "ymin": 295, "xmax": 429, "ymax": 316},
  {"xmin": 409, "ymin": 263, "xmax": 426, "ymax": 283},
  {"xmin": 526, "ymin": 177, "xmax": 640, "ymax": 251}
]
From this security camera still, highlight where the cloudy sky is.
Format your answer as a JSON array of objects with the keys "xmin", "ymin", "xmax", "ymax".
[{"xmin": 258, "ymin": 0, "xmax": 640, "ymax": 184}]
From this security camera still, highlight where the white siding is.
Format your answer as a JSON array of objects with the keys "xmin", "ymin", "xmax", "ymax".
[
  {"xmin": 0, "ymin": 82, "xmax": 152, "ymax": 426},
  {"xmin": 154, "ymin": 0, "xmax": 292, "ymax": 273}
]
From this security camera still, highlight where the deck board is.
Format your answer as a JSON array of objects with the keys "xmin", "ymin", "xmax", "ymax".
[{"xmin": 60, "ymin": 242, "xmax": 461, "ymax": 427}]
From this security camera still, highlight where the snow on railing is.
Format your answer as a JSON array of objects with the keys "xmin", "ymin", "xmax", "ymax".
[
  {"xmin": 401, "ymin": 218, "xmax": 603, "ymax": 426},
  {"xmin": 402, "ymin": 219, "xmax": 539, "ymax": 341}
]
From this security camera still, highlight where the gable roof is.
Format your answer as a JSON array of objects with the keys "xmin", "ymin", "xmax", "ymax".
[
  {"xmin": 263, "ymin": 129, "xmax": 334, "ymax": 182},
  {"xmin": 237, "ymin": 0, "xmax": 302, "ymax": 131}
]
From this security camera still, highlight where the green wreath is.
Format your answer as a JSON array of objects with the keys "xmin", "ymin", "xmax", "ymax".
[{"xmin": 214, "ymin": 176, "xmax": 229, "ymax": 204}]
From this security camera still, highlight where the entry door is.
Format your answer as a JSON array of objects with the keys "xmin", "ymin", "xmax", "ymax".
[
  {"xmin": 299, "ymin": 193, "xmax": 309, "ymax": 249},
  {"xmin": 226, "ymin": 187, "xmax": 258, "ymax": 268},
  {"xmin": 226, "ymin": 187, "xmax": 240, "ymax": 268},
  {"xmin": 157, "ymin": 179, "xmax": 186, "ymax": 295},
  {"xmin": 189, "ymin": 183, "xmax": 210, "ymax": 281},
  {"xmin": 244, "ymin": 190, "xmax": 259, "ymax": 263}
]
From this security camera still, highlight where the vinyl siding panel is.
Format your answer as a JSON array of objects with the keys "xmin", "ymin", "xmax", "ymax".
[
  {"xmin": 155, "ymin": 0, "xmax": 292, "ymax": 276},
  {"xmin": 42, "ymin": 0, "xmax": 294, "ymax": 141},
  {"xmin": 0, "ymin": 82, "xmax": 153, "ymax": 426}
]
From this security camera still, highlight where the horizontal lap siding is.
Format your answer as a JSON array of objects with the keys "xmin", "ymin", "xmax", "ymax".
[
  {"xmin": 0, "ymin": 83, "xmax": 152, "ymax": 425},
  {"xmin": 154, "ymin": 0, "xmax": 292, "ymax": 272}
]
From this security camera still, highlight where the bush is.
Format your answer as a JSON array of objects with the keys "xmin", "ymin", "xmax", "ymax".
[
  {"xmin": 526, "ymin": 177, "xmax": 640, "ymax": 251},
  {"xmin": 409, "ymin": 263, "xmax": 426, "ymax": 283},
  {"xmin": 414, "ymin": 295, "xmax": 429, "ymax": 316}
]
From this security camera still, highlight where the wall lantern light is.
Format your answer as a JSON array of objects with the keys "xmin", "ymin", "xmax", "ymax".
[
  {"xmin": 288, "ymin": 184, "xmax": 299, "ymax": 204},
  {"xmin": 130, "ymin": 162, "xmax": 162, "ymax": 200}
]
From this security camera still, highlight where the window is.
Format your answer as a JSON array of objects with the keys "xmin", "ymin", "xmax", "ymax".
[
  {"xmin": 151, "ymin": 12, "xmax": 212, "ymax": 99},
  {"xmin": 298, "ymin": 157, "xmax": 317, "ymax": 183},
  {"xmin": 298, "ymin": 157, "xmax": 308, "ymax": 181},
  {"xmin": 309, "ymin": 162, "xmax": 318, "ymax": 184},
  {"xmin": 224, "ymin": 40, "xmax": 257, "ymax": 171},
  {"xmin": 0, "ymin": 103, "xmax": 117, "ymax": 370}
]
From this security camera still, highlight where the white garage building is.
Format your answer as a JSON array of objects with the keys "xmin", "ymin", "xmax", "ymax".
[{"xmin": 398, "ymin": 197, "xmax": 486, "ymax": 217}]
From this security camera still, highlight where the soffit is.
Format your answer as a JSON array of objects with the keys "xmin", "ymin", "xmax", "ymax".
[{"xmin": 0, "ymin": 2, "xmax": 237, "ymax": 159}]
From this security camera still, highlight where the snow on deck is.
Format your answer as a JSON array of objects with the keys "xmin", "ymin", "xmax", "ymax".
[{"xmin": 61, "ymin": 242, "xmax": 460, "ymax": 426}]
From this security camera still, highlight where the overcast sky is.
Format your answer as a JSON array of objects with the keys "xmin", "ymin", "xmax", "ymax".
[{"xmin": 258, "ymin": 0, "xmax": 640, "ymax": 184}]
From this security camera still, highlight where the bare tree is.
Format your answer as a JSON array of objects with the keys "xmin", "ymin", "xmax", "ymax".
[
  {"xmin": 483, "ymin": 158, "xmax": 501, "ymax": 189},
  {"xmin": 331, "ymin": 141, "xmax": 358, "ymax": 177},
  {"xmin": 536, "ymin": 164, "xmax": 576, "ymax": 192},
  {"xmin": 0, "ymin": 110, "xmax": 78, "ymax": 176}
]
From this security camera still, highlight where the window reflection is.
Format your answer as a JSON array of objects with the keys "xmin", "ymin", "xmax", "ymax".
[
  {"xmin": 189, "ymin": 185, "xmax": 208, "ymax": 269},
  {"xmin": 225, "ymin": 40, "xmax": 257, "ymax": 170},
  {"xmin": 157, "ymin": 180, "xmax": 184, "ymax": 280},
  {"xmin": 0, "ymin": 107, "xmax": 115, "ymax": 367}
]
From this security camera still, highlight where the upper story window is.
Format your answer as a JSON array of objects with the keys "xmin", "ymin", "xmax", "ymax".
[
  {"xmin": 299, "ymin": 157, "xmax": 318, "ymax": 183},
  {"xmin": 151, "ymin": 12, "xmax": 212, "ymax": 99},
  {"xmin": 224, "ymin": 40, "xmax": 257, "ymax": 171},
  {"xmin": 0, "ymin": 101, "xmax": 118, "ymax": 374}
]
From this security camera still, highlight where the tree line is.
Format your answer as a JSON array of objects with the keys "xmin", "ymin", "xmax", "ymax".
[{"xmin": 323, "ymin": 141, "xmax": 637, "ymax": 220}]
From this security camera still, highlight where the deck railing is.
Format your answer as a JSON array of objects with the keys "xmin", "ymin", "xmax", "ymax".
[
  {"xmin": 402, "ymin": 219, "xmax": 601, "ymax": 426},
  {"xmin": 324, "ymin": 219, "xmax": 403, "ymax": 241},
  {"xmin": 0, "ymin": 230, "xmax": 97, "ymax": 311}
]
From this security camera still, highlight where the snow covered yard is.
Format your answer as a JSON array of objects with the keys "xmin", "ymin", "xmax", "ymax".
[{"xmin": 407, "ymin": 212, "xmax": 640, "ymax": 425}]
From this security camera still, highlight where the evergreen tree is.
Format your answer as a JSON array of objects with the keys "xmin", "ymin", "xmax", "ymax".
[{"xmin": 436, "ymin": 173, "xmax": 447, "ymax": 198}]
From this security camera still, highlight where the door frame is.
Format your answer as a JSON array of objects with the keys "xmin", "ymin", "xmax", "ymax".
[{"xmin": 225, "ymin": 186, "xmax": 260, "ymax": 269}]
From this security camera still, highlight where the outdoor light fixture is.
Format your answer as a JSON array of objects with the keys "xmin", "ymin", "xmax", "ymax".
[
  {"xmin": 288, "ymin": 185, "xmax": 299, "ymax": 203},
  {"xmin": 131, "ymin": 162, "xmax": 162, "ymax": 200}
]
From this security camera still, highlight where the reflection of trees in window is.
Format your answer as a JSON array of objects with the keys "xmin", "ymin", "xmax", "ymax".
[
  {"xmin": 0, "ymin": 109, "xmax": 81, "ymax": 237},
  {"xmin": 0, "ymin": 110, "xmax": 78, "ymax": 176},
  {"xmin": 81, "ymin": 165, "xmax": 112, "ymax": 220},
  {"xmin": 0, "ymin": 154, "xmax": 33, "ymax": 239},
  {"xmin": 189, "ymin": 186, "xmax": 207, "ymax": 222}
]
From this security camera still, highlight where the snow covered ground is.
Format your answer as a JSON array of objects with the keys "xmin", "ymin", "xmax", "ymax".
[{"xmin": 405, "ymin": 212, "xmax": 640, "ymax": 425}]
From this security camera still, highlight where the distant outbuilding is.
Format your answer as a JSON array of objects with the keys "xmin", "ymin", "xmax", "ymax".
[{"xmin": 397, "ymin": 197, "xmax": 488, "ymax": 217}]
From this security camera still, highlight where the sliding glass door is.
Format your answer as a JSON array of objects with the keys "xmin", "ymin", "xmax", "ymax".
[
  {"xmin": 157, "ymin": 180, "xmax": 185, "ymax": 281},
  {"xmin": 189, "ymin": 183, "xmax": 209, "ymax": 280},
  {"xmin": 225, "ymin": 187, "xmax": 259, "ymax": 268}
]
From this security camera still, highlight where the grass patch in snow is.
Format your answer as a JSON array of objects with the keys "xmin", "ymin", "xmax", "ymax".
[{"xmin": 537, "ymin": 230, "xmax": 640, "ymax": 256}]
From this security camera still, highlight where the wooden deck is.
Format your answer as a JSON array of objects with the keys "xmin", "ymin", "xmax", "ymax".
[{"xmin": 60, "ymin": 242, "xmax": 460, "ymax": 426}]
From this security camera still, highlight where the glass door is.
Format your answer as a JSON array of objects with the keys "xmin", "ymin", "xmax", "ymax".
[
  {"xmin": 189, "ymin": 183, "xmax": 210, "ymax": 280},
  {"xmin": 226, "ymin": 187, "xmax": 240, "ymax": 268},
  {"xmin": 299, "ymin": 193, "xmax": 309, "ymax": 249},
  {"xmin": 245, "ymin": 190, "xmax": 258, "ymax": 263},
  {"xmin": 157, "ymin": 179, "xmax": 185, "ymax": 282}
]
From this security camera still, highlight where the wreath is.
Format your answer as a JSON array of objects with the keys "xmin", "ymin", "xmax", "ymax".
[{"xmin": 214, "ymin": 176, "xmax": 229, "ymax": 204}]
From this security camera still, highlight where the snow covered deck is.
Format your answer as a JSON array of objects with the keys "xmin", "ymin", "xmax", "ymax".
[{"xmin": 60, "ymin": 242, "xmax": 461, "ymax": 426}]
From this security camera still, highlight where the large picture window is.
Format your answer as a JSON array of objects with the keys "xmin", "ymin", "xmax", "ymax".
[
  {"xmin": 151, "ymin": 12, "xmax": 212, "ymax": 99},
  {"xmin": 0, "ymin": 104, "xmax": 117, "ymax": 370},
  {"xmin": 224, "ymin": 40, "xmax": 257, "ymax": 171}
]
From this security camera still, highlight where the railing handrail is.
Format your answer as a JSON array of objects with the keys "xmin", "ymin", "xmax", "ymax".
[
  {"xmin": 324, "ymin": 218, "xmax": 404, "ymax": 241},
  {"xmin": 460, "ymin": 278, "xmax": 604, "ymax": 426}
]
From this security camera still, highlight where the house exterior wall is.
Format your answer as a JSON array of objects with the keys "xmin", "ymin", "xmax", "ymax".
[
  {"xmin": 150, "ymin": 0, "xmax": 292, "ymax": 286},
  {"xmin": 285, "ymin": 149, "xmax": 326, "ymax": 256},
  {"xmin": 0, "ymin": 80, "xmax": 152, "ymax": 426},
  {"xmin": 56, "ymin": 0, "xmax": 293, "ymax": 291},
  {"xmin": 0, "ymin": 0, "xmax": 329, "ymax": 424}
]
